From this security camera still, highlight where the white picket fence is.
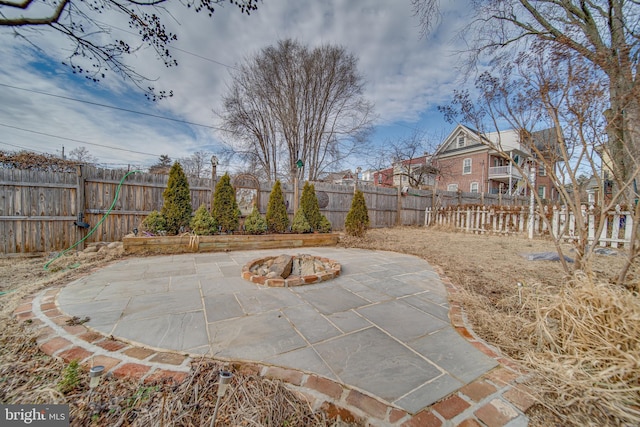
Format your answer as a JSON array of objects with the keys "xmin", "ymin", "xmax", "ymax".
[{"xmin": 424, "ymin": 205, "xmax": 634, "ymax": 248}]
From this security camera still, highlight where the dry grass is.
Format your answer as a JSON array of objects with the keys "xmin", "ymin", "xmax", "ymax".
[
  {"xmin": 521, "ymin": 274, "xmax": 640, "ymax": 425},
  {"xmin": 0, "ymin": 328, "xmax": 341, "ymax": 427}
]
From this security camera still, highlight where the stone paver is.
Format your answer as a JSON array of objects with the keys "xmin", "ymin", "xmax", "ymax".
[{"xmin": 14, "ymin": 248, "xmax": 532, "ymax": 426}]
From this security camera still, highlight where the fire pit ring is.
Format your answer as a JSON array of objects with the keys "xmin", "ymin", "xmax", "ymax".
[{"xmin": 241, "ymin": 254, "xmax": 341, "ymax": 287}]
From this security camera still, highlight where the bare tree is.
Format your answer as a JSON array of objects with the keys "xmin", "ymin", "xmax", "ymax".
[
  {"xmin": 181, "ymin": 151, "xmax": 211, "ymax": 179},
  {"xmin": 0, "ymin": 0, "xmax": 258, "ymax": 99},
  {"xmin": 220, "ymin": 39, "xmax": 375, "ymax": 183},
  {"xmin": 441, "ymin": 44, "xmax": 640, "ymax": 285},
  {"xmin": 413, "ymin": 0, "xmax": 640, "ymax": 204},
  {"xmin": 68, "ymin": 146, "xmax": 97, "ymax": 164},
  {"xmin": 149, "ymin": 154, "xmax": 172, "ymax": 174},
  {"xmin": 381, "ymin": 129, "xmax": 438, "ymax": 189}
]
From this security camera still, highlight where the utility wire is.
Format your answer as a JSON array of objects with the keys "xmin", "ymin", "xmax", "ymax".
[
  {"xmin": 0, "ymin": 123, "xmax": 159, "ymax": 156},
  {"xmin": 0, "ymin": 140, "xmax": 49, "ymax": 154},
  {"xmin": 0, "ymin": 82, "xmax": 225, "ymax": 131}
]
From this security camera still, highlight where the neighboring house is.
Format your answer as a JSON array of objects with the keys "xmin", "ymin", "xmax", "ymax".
[
  {"xmin": 320, "ymin": 170, "xmax": 357, "ymax": 186},
  {"xmin": 373, "ymin": 155, "xmax": 437, "ymax": 189},
  {"xmin": 360, "ymin": 169, "xmax": 375, "ymax": 185},
  {"xmin": 431, "ymin": 124, "xmax": 558, "ymax": 200},
  {"xmin": 373, "ymin": 167, "xmax": 394, "ymax": 187}
]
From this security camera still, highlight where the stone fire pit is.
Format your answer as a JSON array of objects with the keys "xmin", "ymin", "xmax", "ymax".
[{"xmin": 241, "ymin": 254, "xmax": 341, "ymax": 287}]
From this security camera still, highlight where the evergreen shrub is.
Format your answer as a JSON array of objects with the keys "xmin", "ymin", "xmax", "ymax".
[
  {"xmin": 244, "ymin": 206, "xmax": 268, "ymax": 234},
  {"xmin": 212, "ymin": 173, "xmax": 239, "ymax": 232},
  {"xmin": 161, "ymin": 162, "xmax": 192, "ymax": 234},
  {"xmin": 266, "ymin": 180, "xmax": 289, "ymax": 233},
  {"xmin": 300, "ymin": 182, "xmax": 322, "ymax": 230},
  {"xmin": 141, "ymin": 210, "xmax": 167, "ymax": 235},
  {"xmin": 345, "ymin": 189, "xmax": 369, "ymax": 237},
  {"xmin": 317, "ymin": 215, "xmax": 332, "ymax": 233},
  {"xmin": 190, "ymin": 204, "xmax": 216, "ymax": 235},
  {"xmin": 291, "ymin": 208, "xmax": 312, "ymax": 233}
]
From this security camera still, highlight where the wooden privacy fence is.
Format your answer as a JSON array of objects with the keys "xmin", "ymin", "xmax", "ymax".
[
  {"xmin": 257, "ymin": 182, "xmax": 431, "ymax": 231},
  {"xmin": 0, "ymin": 166, "xmax": 434, "ymax": 254},
  {"xmin": 425, "ymin": 205, "xmax": 634, "ymax": 248},
  {"xmin": 0, "ymin": 163, "xmax": 557, "ymax": 255},
  {"xmin": 0, "ymin": 166, "xmax": 212, "ymax": 254}
]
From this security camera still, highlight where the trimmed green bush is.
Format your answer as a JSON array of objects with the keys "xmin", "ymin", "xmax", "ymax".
[
  {"xmin": 212, "ymin": 173, "xmax": 239, "ymax": 232},
  {"xmin": 317, "ymin": 215, "xmax": 332, "ymax": 233},
  {"xmin": 291, "ymin": 208, "xmax": 312, "ymax": 233},
  {"xmin": 266, "ymin": 180, "xmax": 289, "ymax": 233},
  {"xmin": 244, "ymin": 206, "xmax": 268, "ymax": 234},
  {"xmin": 345, "ymin": 189, "xmax": 369, "ymax": 237},
  {"xmin": 300, "ymin": 182, "xmax": 322, "ymax": 230},
  {"xmin": 141, "ymin": 210, "xmax": 167, "ymax": 235},
  {"xmin": 190, "ymin": 204, "xmax": 216, "ymax": 235},
  {"xmin": 161, "ymin": 162, "xmax": 192, "ymax": 235}
]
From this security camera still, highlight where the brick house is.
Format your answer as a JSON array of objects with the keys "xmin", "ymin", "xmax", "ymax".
[
  {"xmin": 431, "ymin": 124, "xmax": 558, "ymax": 199},
  {"xmin": 373, "ymin": 155, "xmax": 437, "ymax": 189}
]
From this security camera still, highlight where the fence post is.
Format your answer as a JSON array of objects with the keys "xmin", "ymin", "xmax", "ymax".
[
  {"xmin": 588, "ymin": 204, "xmax": 595, "ymax": 246},
  {"xmin": 396, "ymin": 185, "xmax": 402, "ymax": 226},
  {"xmin": 76, "ymin": 165, "xmax": 86, "ymax": 251},
  {"xmin": 623, "ymin": 211, "xmax": 633, "ymax": 249},
  {"xmin": 611, "ymin": 206, "xmax": 621, "ymax": 248},
  {"xmin": 600, "ymin": 214, "xmax": 608, "ymax": 247}
]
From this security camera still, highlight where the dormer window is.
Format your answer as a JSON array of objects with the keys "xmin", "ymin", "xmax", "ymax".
[{"xmin": 457, "ymin": 134, "xmax": 465, "ymax": 148}]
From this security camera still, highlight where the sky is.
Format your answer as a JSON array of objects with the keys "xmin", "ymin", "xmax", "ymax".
[{"xmin": 0, "ymin": 0, "xmax": 474, "ymax": 173}]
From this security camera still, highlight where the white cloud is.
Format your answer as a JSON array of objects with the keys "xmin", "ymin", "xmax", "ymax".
[{"xmin": 0, "ymin": 0, "xmax": 472, "ymax": 169}]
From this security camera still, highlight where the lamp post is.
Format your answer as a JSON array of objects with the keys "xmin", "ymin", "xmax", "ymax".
[
  {"xmin": 211, "ymin": 155, "xmax": 218, "ymax": 185},
  {"xmin": 211, "ymin": 155, "xmax": 219, "ymax": 207},
  {"xmin": 293, "ymin": 159, "xmax": 304, "ymax": 213}
]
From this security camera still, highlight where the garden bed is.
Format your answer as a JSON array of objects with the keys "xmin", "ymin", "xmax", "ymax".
[{"xmin": 122, "ymin": 233, "xmax": 339, "ymax": 254}]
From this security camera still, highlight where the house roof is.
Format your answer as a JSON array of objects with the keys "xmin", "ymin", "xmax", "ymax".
[
  {"xmin": 434, "ymin": 124, "xmax": 559, "ymax": 158},
  {"xmin": 320, "ymin": 170, "xmax": 355, "ymax": 183}
]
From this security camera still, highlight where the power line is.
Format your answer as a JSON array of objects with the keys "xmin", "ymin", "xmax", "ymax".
[
  {"xmin": 0, "ymin": 140, "xmax": 48, "ymax": 154},
  {"xmin": 0, "ymin": 82, "xmax": 226, "ymax": 131},
  {"xmin": 0, "ymin": 123, "xmax": 159, "ymax": 157}
]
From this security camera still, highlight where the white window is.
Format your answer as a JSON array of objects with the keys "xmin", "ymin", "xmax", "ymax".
[
  {"xmin": 538, "ymin": 164, "xmax": 546, "ymax": 176},
  {"xmin": 470, "ymin": 182, "xmax": 479, "ymax": 193},
  {"xmin": 538, "ymin": 185, "xmax": 546, "ymax": 198},
  {"xmin": 447, "ymin": 184, "xmax": 458, "ymax": 192},
  {"xmin": 463, "ymin": 158, "xmax": 472, "ymax": 174},
  {"xmin": 457, "ymin": 135, "xmax": 465, "ymax": 148}
]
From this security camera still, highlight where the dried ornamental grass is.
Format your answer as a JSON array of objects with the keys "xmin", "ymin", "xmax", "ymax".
[
  {"xmin": 0, "ymin": 318, "xmax": 357, "ymax": 426},
  {"xmin": 74, "ymin": 360, "xmax": 351, "ymax": 427},
  {"xmin": 521, "ymin": 273, "xmax": 640, "ymax": 426}
]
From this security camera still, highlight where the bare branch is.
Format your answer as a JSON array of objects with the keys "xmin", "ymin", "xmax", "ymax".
[{"xmin": 0, "ymin": 0, "xmax": 69, "ymax": 26}]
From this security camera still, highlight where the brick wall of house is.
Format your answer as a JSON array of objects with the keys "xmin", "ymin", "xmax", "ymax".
[{"xmin": 436, "ymin": 152, "xmax": 489, "ymax": 193}]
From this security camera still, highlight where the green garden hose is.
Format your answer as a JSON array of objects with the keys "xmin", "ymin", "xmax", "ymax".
[{"xmin": 44, "ymin": 170, "xmax": 141, "ymax": 270}]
